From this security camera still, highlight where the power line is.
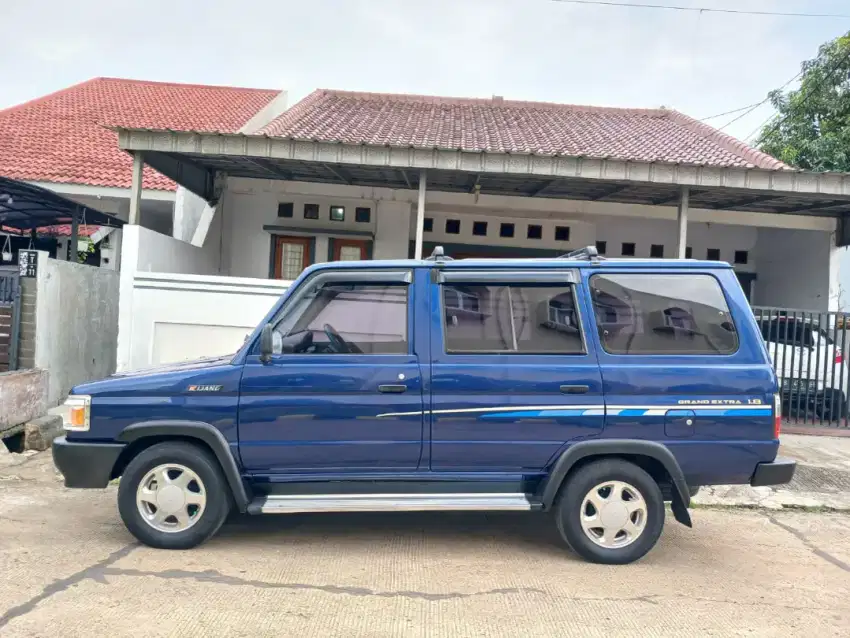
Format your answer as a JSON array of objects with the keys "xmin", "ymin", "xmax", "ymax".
[
  {"xmin": 549, "ymin": 0, "xmax": 850, "ymax": 18},
  {"xmin": 699, "ymin": 102, "xmax": 763, "ymax": 121},
  {"xmin": 715, "ymin": 69, "xmax": 804, "ymax": 132},
  {"xmin": 743, "ymin": 44, "xmax": 850, "ymax": 143}
]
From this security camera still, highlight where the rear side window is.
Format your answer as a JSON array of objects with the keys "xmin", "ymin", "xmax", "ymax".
[
  {"xmin": 442, "ymin": 284, "xmax": 584, "ymax": 354},
  {"xmin": 760, "ymin": 319, "xmax": 813, "ymax": 348},
  {"xmin": 589, "ymin": 274, "xmax": 738, "ymax": 355}
]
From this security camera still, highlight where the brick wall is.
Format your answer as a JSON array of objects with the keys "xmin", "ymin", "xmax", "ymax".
[{"xmin": 17, "ymin": 278, "xmax": 36, "ymax": 370}]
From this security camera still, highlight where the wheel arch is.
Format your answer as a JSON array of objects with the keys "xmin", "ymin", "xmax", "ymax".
[
  {"xmin": 116, "ymin": 420, "xmax": 251, "ymax": 512},
  {"xmin": 539, "ymin": 439, "xmax": 692, "ymax": 527}
]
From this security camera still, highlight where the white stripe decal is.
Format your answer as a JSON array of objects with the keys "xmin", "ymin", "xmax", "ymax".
[
  {"xmin": 606, "ymin": 405, "xmax": 764, "ymax": 411},
  {"xmin": 582, "ymin": 409, "xmax": 606, "ymax": 416},
  {"xmin": 376, "ymin": 403, "xmax": 765, "ymax": 419},
  {"xmin": 376, "ymin": 405, "xmax": 604, "ymax": 418}
]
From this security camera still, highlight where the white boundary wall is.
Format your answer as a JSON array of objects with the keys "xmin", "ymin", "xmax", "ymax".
[{"xmin": 117, "ymin": 225, "xmax": 289, "ymax": 371}]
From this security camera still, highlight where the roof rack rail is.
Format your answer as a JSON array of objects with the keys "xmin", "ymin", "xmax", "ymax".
[
  {"xmin": 559, "ymin": 245, "xmax": 602, "ymax": 263},
  {"xmin": 425, "ymin": 246, "xmax": 454, "ymax": 263}
]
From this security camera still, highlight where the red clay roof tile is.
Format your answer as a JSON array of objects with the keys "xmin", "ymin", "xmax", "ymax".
[
  {"xmin": 0, "ymin": 78, "xmax": 281, "ymax": 191},
  {"xmin": 258, "ymin": 90, "xmax": 788, "ymax": 170}
]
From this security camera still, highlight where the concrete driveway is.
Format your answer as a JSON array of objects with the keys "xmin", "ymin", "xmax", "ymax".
[{"xmin": 1, "ymin": 452, "xmax": 849, "ymax": 637}]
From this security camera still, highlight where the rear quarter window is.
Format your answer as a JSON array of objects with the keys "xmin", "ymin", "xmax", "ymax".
[{"xmin": 589, "ymin": 273, "xmax": 738, "ymax": 355}]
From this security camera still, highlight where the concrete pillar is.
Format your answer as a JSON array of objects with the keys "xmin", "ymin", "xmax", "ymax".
[
  {"xmin": 414, "ymin": 170, "xmax": 427, "ymax": 260},
  {"xmin": 69, "ymin": 209, "xmax": 79, "ymax": 262},
  {"xmin": 676, "ymin": 186, "xmax": 689, "ymax": 259},
  {"xmin": 374, "ymin": 201, "xmax": 413, "ymax": 259},
  {"xmin": 314, "ymin": 236, "xmax": 330, "ymax": 263},
  {"xmin": 129, "ymin": 153, "xmax": 144, "ymax": 225}
]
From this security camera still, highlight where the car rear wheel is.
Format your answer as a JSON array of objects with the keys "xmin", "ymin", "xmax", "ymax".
[
  {"xmin": 555, "ymin": 459, "xmax": 665, "ymax": 564},
  {"xmin": 118, "ymin": 441, "xmax": 231, "ymax": 549},
  {"xmin": 819, "ymin": 389, "xmax": 847, "ymax": 423}
]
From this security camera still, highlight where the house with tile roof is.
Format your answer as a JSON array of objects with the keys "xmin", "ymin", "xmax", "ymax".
[
  {"xmin": 107, "ymin": 88, "xmax": 850, "ymax": 369},
  {"xmin": 0, "ymin": 77, "xmax": 287, "ymax": 267},
  {"xmin": 5, "ymin": 80, "xmax": 849, "ymax": 369}
]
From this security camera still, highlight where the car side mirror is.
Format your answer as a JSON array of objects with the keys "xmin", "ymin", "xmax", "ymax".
[{"xmin": 259, "ymin": 325, "xmax": 274, "ymax": 363}]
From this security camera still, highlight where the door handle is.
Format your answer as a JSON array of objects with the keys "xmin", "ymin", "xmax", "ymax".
[
  {"xmin": 378, "ymin": 384, "xmax": 407, "ymax": 393},
  {"xmin": 560, "ymin": 384, "xmax": 589, "ymax": 394}
]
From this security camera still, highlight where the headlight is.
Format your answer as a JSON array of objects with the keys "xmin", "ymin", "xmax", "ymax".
[{"xmin": 64, "ymin": 395, "xmax": 91, "ymax": 431}]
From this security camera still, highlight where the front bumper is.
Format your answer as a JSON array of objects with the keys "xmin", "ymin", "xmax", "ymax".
[
  {"xmin": 750, "ymin": 456, "xmax": 797, "ymax": 487},
  {"xmin": 52, "ymin": 436, "xmax": 125, "ymax": 488}
]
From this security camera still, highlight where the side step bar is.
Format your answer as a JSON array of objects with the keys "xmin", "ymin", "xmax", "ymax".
[{"xmin": 248, "ymin": 493, "xmax": 536, "ymax": 515}]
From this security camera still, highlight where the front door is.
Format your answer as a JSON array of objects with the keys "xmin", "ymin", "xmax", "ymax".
[
  {"xmin": 333, "ymin": 239, "xmax": 368, "ymax": 262},
  {"xmin": 239, "ymin": 269, "xmax": 423, "ymax": 473},
  {"xmin": 428, "ymin": 269, "xmax": 605, "ymax": 472},
  {"xmin": 273, "ymin": 235, "xmax": 312, "ymax": 280}
]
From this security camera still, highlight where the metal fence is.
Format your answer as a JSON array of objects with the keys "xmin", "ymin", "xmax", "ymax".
[
  {"xmin": 753, "ymin": 306, "xmax": 850, "ymax": 427},
  {"xmin": 0, "ymin": 269, "xmax": 21, "ymax": 372}
]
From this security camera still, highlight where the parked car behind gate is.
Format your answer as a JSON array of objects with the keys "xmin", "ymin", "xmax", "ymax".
[
  {"xmin": 52, "ymin": 247, "xmax": 795, "ymax": 565},
  {"xmin": 759, "ymin": 316, "xmax": 848, "ymax": 421}
]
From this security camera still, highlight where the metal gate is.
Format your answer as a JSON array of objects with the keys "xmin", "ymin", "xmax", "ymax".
[
  {"xmin": 0, "ymin": 269, "xmax": 21, "ymax": 372},
  {"xmin": 753, "ymin": 306, "xmax": 850, "ymax": 427}
]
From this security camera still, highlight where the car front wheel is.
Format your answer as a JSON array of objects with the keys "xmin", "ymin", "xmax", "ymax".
[
  {"xmin": 555, "ymin": 458, "xmax": 665, "ymax": 564},
  {"xmin": 117, "ymin": 441, "xmax": 231, "ymax": 550}
]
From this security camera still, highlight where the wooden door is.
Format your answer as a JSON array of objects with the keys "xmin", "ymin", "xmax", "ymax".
[
  {"xmin": 273, "ymin": 236, "xmax": 311, "ymax": 280},
  {"xmin": 333, "ymin": 239, "xmax": 368, "ymax": 262}
]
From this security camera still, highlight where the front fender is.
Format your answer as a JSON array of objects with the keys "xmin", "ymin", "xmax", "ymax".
[
  {"xmin": 538, "ymin": 439, "xmax": 692, "ymax": 527},
  {"xmin": 119, "ymin": 420, "xmax": 251, "ymax": 512}
]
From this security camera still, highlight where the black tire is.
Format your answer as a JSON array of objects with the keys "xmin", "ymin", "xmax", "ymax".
[
  {"xmin": 117, "ymin": 441, "xmax": 231, "ymax": 550},
  {"xmin": 819, "ymin": 390, "xmax": 847, "ymax": 423},
  {"xmin": 554, "ymin": 458, "xmax": 665, "ymax": 565}
]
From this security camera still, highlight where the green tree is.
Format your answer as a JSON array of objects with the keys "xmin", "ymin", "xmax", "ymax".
[{"xmin": 758, "ymin": 33, "xmax": 850, "ymax": 172}]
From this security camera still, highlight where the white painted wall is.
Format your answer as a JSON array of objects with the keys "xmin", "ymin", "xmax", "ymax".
[
  {"xmin": 753, "ymin": 227, "xmax": 837, "ymax": 310},
  {"xmin": 129, "ymin": 222, "xmax": 222, "ymax": 276},
  {"xmin": 172, "ymin": 187, "xmax": 208, "ymax": 243},
  {"xmin": 836, "ymin": 247, "xmax": 850, "ymax": 311},
  {"xmin": 33, "ymin": 254, "xmax": 120, "ymax": 405},
  {"xmin": 120, "ymin": 272, "xmax": 289, "ymax": 370},
  {"xmin": 117, "ymin": 223, "xmax": 289, "ymax": 370},
  {"xmin": 220, "ymin": 178, "xmax": 824, "ymax": 280},
  {"xmin": 224, "ymin": 179, "xmax": 387, "ymax": 278},
  {"xmin": 375, "ymin": 201, "xmax": 412, "ymax": 259}
]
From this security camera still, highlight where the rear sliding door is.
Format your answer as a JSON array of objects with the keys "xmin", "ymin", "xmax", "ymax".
[{"xmin": 428, "ymin": 269, "xmax": 604, "ymax": 472}]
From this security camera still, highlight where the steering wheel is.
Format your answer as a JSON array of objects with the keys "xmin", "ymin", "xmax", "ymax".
[{"xmin": 323, "ymin": 323, "xmax": 350, "ymax": 353}]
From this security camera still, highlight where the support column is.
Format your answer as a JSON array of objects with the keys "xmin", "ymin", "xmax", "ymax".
[
  {"xmin": 676, "ymin": 186, "xmax": 690, "ymax": 259},
  {"xmin": 414, "ymin": 170, "xmax": 427, "ymax": 260},
  {"xmin": 69, "ymin": 207, "xmax": 79, "ymax": 262},
  {"xmin": 129, "ymin": 152, "xmax": 144, "ymax": 226}
]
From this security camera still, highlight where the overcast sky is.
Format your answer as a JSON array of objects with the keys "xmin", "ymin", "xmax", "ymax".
[{"xmin": 3, "ymin": 0, "xmax": 849, "ymax": 143}]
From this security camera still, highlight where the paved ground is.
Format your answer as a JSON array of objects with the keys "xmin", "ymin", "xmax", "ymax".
[
  {"xmin": 1, "ymin": 452, "xmax": 849, "ymax": 637},
  {"xmin": 693, "ymin": 433, "xmax": 850, "ymax": 510}
]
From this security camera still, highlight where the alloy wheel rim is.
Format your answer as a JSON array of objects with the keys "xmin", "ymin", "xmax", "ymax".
[
  {"xmin": 579, "ymin": 480, "xmax": 647, "ymax": 549},
  {"xmin": 136, "ymin": 463, "xmax": 206, "ymax": 533}
]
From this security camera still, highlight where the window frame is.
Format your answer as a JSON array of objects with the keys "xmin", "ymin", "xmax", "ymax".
[
  {"xmin": 588, "ymin": 271, "xmax": 740, "ymax": 357},
  {"xmin": 438, "ymin": 270, "xmax": 587, "ymax": 356},
  {"xmin": 303, "ymin": 203, "xmax": 320, "ymax": 220},
  {"xmin": 260, "ymin": 269, "xmax": 414, "ymax": 357}
]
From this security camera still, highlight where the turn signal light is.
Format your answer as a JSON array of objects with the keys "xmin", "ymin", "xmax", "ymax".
[{"xmin": 64, "ymin": 395, "xmax": 91, "ymax": 432}]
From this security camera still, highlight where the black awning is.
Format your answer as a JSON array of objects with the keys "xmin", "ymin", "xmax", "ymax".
[{"xmin": 0, "ymin": 177, "xmax": 126, "ymax": 231}]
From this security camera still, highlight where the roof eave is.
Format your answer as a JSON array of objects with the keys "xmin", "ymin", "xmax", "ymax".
[{"xmin": 114, "ymin": 127, "xmax": 850, "ymax": 199}]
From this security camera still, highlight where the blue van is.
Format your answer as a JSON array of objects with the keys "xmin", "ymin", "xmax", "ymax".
[{"xmin": 52, "ymin": 246, "xmax": 795, "ymax": 564}]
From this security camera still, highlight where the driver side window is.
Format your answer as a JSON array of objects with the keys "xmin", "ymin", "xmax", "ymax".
[{"xmin": 273, "ymin": 283, "xmax": 409, "ymax": 355}]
